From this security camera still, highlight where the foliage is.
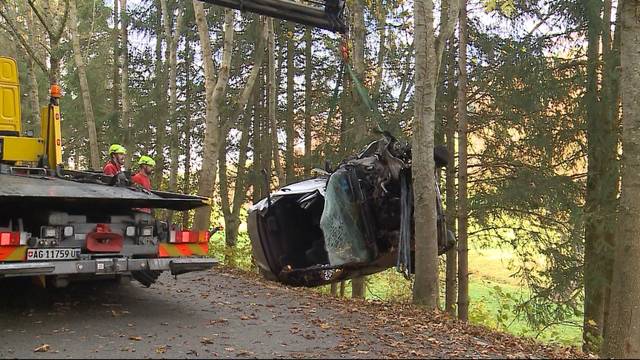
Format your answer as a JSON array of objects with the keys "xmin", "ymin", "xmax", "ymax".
[{"xmin": 0, "ymin": 0, "xmax": 623, "ymax": 351}]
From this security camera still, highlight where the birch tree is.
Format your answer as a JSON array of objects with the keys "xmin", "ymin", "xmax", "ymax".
[
  {"xmin": 193, "ymin": 3, "xmax": 234, "ymax": 230},
  {"xmin": 219, "ymin": 19, "xmax": 268, "ymax": 246},
  {"xmin": 412, "ymin": 0, "xmax": 459, "ymax": 308}
]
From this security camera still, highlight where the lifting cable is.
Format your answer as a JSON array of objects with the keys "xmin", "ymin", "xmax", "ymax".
[
  {"xmin": 338, "ymin": 35, "xmax": 384, "ymax": 132},
  {"xmin": 337, "ymin": 35, "xmax": 412, "ymax": 278}
]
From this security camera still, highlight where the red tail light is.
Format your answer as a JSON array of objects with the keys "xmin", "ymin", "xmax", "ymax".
[
  {"xmin": 169, "ymin": 231, "xmax": 209, "ymax": 244},
  {"xmin": 0, "ymin": 232, "xmax": 28, "ymax": 246}
]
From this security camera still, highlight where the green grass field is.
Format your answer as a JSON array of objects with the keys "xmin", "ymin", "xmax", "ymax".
[{"xmin": 360, "ymin": 246, "xmax": 582, "ymax": 346}]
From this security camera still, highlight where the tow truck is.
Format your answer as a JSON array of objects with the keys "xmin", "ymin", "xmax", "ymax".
[
  {"xmin": 0, "ymin": 56, "xmax": 216, "ymax": 288},
  {"xmin": 0, "ymin": 0, "xmax": 345, "ymax": 288}
]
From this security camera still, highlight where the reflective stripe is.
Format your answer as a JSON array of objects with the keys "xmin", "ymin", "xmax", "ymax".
[
  {"xmin": 0, "ymin": 246, "xmax": 27, "ymax": 261},
  {"xmin": 158, "ymin": 243, "xmax": 208, "ymax": 257}
]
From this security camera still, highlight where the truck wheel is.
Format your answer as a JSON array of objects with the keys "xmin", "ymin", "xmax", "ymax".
[{"xmin": 131, "ymin": 270, "xmax": 161, "ymax": 287}]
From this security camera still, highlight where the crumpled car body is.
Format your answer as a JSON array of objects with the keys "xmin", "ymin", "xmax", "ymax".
[{"xmin": 248, "ymin": 135, "xmax": 455, "ymax": 287}]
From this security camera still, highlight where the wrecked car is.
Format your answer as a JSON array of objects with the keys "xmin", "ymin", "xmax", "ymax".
[{"xmin": 247, "ymin": 134, "xmax": 455, "ymax": 287}]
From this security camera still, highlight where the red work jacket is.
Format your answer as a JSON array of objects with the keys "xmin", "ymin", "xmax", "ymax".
[
  {"xmin": 131, "ymin": 172, "xmax": 152, "ymax": 214},
  {"xmin": 103, "ymin": 161, "xmax": 121, "ymax": 176}
]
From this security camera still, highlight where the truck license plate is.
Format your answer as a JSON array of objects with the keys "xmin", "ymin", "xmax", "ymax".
[{"xmin": 27, "ymin": 248, "xmax": 81, "ymax": 261}]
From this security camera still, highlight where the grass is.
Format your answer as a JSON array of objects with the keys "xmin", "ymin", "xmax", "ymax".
[{"xmin": 466, "ymin": 246, "xmax": 582, "ymax": 346}]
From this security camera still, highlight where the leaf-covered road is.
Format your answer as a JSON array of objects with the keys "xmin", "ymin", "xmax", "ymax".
[{"xmin": 0, "ymin": 267, "xmax": 581, "ymax": 358}]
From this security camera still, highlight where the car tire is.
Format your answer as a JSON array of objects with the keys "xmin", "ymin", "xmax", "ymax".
[{"xmin": 258, "ymin": 267, "xmax": 278, "ymax": 282}]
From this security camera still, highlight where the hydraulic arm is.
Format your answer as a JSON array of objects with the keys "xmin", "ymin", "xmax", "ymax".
[{"xmin": 198, "ymin": 0, "xmax": 346, "ymax": 33}]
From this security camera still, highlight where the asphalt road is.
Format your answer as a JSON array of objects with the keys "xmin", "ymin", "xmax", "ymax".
[
  {"xmin": 0, "ymin": 268, "xmax": 574, "ymax": 359},
  {"xmin": 0, "ymin": 268, "xmax": 385, "ymax": 359}
]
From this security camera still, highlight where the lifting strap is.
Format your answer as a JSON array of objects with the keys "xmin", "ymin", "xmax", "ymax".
[
  {"xmin": 325, "ymin": 61, "xmax": 345, "ymax": 128},
  {"xmin": 339, "ymin": 37, "xmax": 384, "ymax": 131}
]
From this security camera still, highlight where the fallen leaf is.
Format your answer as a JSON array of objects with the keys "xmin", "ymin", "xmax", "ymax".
[{"xmin": 34, "ymin": 344, "xmax": 50, "ymax": 353}]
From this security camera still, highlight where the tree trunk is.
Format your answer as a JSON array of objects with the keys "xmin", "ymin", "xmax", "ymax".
[
  {"xmin": 223, "ymin": 21, "xmax": 268, "ymax": 246},
  {"xmin": 153, "ymin": 0, "xmax": 167, "ymax": 187},
  {"xmin": 304, "ymin": 27, "xmax": 313, "ymax": 175},
  {"xmin": 371, "ymin": 2, "xmax": 387, "ymax": 100},
  {"xmin": 349, "ymin": 1, "xmax": 368, "ymax": 299},
  {"xmin": 599, "ymin": 0, "xmax": 622, "ymax": 340},
  {"xmin": 112, "ymin": 0, "xmax": 120, "ymax": 127},
  {"xmin": 25, "ymin": 6, "xmax": 40, "ymax": 133},
  {"xmin": 161, "ymin": 0, "xmax": 184, "ymax": 223},
  {"xmin": 162, "ymin": 0, "xmax": 184, "ymax": 196},
  {"xmin": 444, "ymin": 44, "xmax": 457, "ymax": 316},
  {"xmin": 120, "ymin": 0, "xmax": 131, "ymax": 169},
  {"xmin": 268, "ymin": 19, "xmax": 284, "ymax": 187},
  {"xmin": 69, "ymin": 0, "xmax": 100, "ymax": 170},
  {"xmin": 583, "ymin": 0, "xmax": 621, "ymax": 351},
  {"xmin": 352, "ymin": 277, "xmax": 365, "ymax": 299},
  {"xmin": 285, "ymin": 24, "xmax": 295, "ymax": 183},
  {"xmin": 220, "ymin": 98, "xmax": 254, "ymax": 246},
  {"xmin": 583, "ymin": 0, "xmax": 605, "ymax": 349},
  {"xmin": 330, "ymin": 283, "xmax": 338, "ymax": 297},
  {"xmin": 601, "ymin": 1, "xmax": 640, "ymax": 357},
  {"xmin": 220, "ymin": 22, "xmax": 266, "ymax": 245},
  {"xmin": 193, "ymin": 4, "xmax": 234, "ymax": 231},
  {"xmin": 456, "ymin": 0, "xmax": 469, "ymax": 321},
  {"xmin": 182, "ymin": 37, "xmax": 194, "ymax": 229},
  {"xmin": 48, "ymin": 48, "xmax": 61, "ymax": 85},
  {"xmin": 412, "ymin": 0, "xmax": 459, "ymax": 309},
  {"xmin": 350, "ymin": 0, "xmax": 367, "ymax": 149},
  {"xmin": 252, "ymin": 72, "xmax": 265, "ymax": 202}
]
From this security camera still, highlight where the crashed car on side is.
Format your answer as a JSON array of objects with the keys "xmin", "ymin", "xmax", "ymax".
[{"xmin": 248, "ymin": 134, "xmax": 455, "ymax": 287}]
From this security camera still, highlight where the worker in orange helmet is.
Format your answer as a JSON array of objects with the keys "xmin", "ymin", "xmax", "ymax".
[{"xmin": 103, "ymin": 144, "xmax": 127, "ymax": 176}]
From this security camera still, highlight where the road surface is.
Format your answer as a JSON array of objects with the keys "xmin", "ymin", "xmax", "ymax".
[{"xmin": 0, "ymin": 267, "xmax": 576, "ymax": 358}]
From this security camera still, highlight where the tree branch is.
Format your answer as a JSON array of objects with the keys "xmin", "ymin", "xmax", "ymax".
[
  {"xmin": 0, "ymin": 7, "xmax": 48, "ymax": 74},
  {"xmin": 53, "ymin": 0, "xmax": 71, "ymax": 43},
  {"xmin": 27, "ymin": 0, "xmax": 55, "ymax": 38}
]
